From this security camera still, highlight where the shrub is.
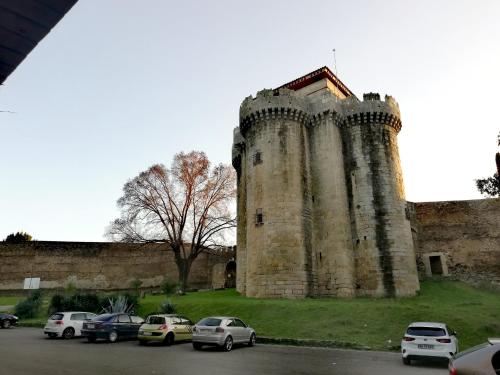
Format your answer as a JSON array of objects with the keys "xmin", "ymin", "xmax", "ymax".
[
  {"xmin": 159, "ymin": 300, "xmax": 176, "ymax": 314},
  {"xmin": 130, "ymin": 279, "xmax": 143, "ymax": 296},
  {"xmin": 161, "ymin": 280, "xmax": 178, "ymax": 297},
  {"xmin": 102, "ymin": 292, "xmax": 139, "ymax": 310},
  {"xmin": 49, "ymin": 292, "xmax": 102, "ymax": 314},
  {"xmin": 49, "ymin": 294, "xmax": 65, "ymax": 313},
  {"xmin": 102, "ymin": 295, "xmax": 134, "ymax": 314},
  {"xmin": 15, "ymin": 290, "xmax": 42, "ymax": 319}
]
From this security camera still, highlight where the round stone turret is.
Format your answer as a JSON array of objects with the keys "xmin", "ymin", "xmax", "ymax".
[
  {"xmin": 235, "ymin": 88, "xmax": 314, "ymax": 298},
  {"xmin": 339, "ymin": 93, "xmax": 419, "ymax": 297}
]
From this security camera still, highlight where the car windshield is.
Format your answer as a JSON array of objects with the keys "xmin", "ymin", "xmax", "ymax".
[
  {"xmin": 49, "ymin": 313, "xmax": 64, "ymax": 320},
  {"xmin": 198, "ymin": 318, "xmax": 222, "ymax": 326},
  {"xmin": 406, "ymin": 327, "xmax": 446, "ymax": 337},
  {"xmin": 147, "ymin": 316, "xmax": 165, "ymax": 324},
  {"xmin": 94, "ymin": 314, "xmax": 115, "ymax": 322}
]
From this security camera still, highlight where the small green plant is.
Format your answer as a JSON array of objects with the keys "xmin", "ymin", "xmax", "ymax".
[
  {"xmin": 161, "ymin": 280, "xmax": 178, "ymax": 297},
  {"xmin": 159, "ymin": 300, "xmax": 176, "ymax": 314},
  {"xmin": 102, "ymin": 295, "xmax": 135, "ymax": 314},
  {"xmin": 14, "ymin": 290, "xmax": 42, "ymax": 318},
  {"xmin": 130, "ymin": 279, "xmax": 143, "ymax": 296},
  {"xmin": 64, "ymin": 281, "xmax": 77, "ymax": 294}
]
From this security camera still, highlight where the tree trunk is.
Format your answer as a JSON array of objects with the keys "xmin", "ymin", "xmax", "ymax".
[{"xmin": 175, "ymin": 257, "xmax": 192, "ymax": 294}]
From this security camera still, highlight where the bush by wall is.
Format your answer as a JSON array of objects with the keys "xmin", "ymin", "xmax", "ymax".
[
  {"xmin": 15, "ymin": 290, "xmax": 42, "ymax": 319},
  {"xmin": 48, "ymin": 292, "xmax": 140, "ymax": 314}
]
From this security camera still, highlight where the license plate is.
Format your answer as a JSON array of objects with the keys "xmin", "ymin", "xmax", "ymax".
[
  {"xmin": 418, "ymin": 344, "xmax": 434, "ymax": 349},
  {"xmin": 142, "ymin": 332, "xmax": 152, "ymax": 336},
  {"xmin": 86, "ymin": 324, "xmax": 94, "ymax": 329}
]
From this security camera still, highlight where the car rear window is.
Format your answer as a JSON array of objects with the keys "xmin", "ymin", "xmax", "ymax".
[
  {"xmin": 50, "ymin": 314, "xmax": 64, "ymax": 320},
  {"xmin": 198, "ymin": 318, "xmax": 222, "ymax": 326},
  {"xmin": 406, "ymin": 327, "xmax": 446, "ymax": 337},
  {"xmin": 147, "ymin": 316, "xmax": 165, "ymax": 324},
  {"xmin": 94, "ymin": 314, "xmax": 115, "ymax": 322}
]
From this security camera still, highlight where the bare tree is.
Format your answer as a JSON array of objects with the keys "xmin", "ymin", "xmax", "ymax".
[{"xmin": 108, "ymin": 151, "xmax": 236, "ymax": 292}]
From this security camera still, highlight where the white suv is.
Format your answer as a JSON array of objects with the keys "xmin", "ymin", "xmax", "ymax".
[
  {"xmin": 44, "ymin": 312, "xmax": 97, "ymax": 339},
  {"xmin": 401, "ymin": 322, "xmax": 458, "ymax": 365}
]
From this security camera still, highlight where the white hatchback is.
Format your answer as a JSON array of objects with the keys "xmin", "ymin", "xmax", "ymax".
[
  {"xmin": 401, "ymin": 322, "xmax": 458, "ymax": 365},
  {"xmin": 44, "ymin": 312, "xmax": 97, "ymax": 339}
]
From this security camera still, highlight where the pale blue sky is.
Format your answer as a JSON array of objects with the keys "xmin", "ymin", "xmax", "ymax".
[{"xmin": 1, "ymin": 0, "xmax": 499, "ymax": 241}]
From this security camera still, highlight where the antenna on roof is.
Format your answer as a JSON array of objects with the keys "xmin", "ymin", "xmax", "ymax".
[
  {"xmin": 332, "ymin": 48, "xmax": 339, "ymax": 97},
  {"xmin": 332, "ymin": 49, "xmax": 338, "ymax": 78}
]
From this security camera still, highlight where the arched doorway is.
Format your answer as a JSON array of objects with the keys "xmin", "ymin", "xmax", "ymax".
[{"xmin": 224, "ymin": 260, "xmax": 236, "ymax": 288}]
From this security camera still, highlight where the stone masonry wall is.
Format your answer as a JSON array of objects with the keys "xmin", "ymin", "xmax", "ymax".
[
  {"xmin": 409, "ymin": 198, "xmax": 500, "ymax": 285},
  {"xmin": 308, "ymin": 113, "xmax": 355, "ymax": 297},
  {"xmin": 0, "ymin": 241, "xmax": 234, "ymax": 292}
]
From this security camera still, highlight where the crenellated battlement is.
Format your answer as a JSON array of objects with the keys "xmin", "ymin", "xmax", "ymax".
[
  {"xmin": 340, "ymin": 93, "xmax": 402, "ymax": 132},
  {"xmin": 239, "ymin": 88, "xmax": 312, "ymax": 134},
  {"xmin": 239, "ymin": 89, "xmax": 402, "ymax": 133}
]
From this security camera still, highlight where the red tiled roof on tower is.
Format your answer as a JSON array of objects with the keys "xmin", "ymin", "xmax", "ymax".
[{"xmin": 275, "ymin": 66, "xmax": 354, "ymax": 98}]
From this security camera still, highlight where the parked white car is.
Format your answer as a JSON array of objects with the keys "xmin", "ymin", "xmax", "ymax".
[
  {"xmin": 44, "ymin": 312, "xmax": 97, "ymax": 339},
  {"xmin": 401, "ymin": 322, "xmax": 458, "ymax": 365}
]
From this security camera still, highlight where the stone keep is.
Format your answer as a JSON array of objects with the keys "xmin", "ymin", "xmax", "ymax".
[{"xmin": 232, "ymin": 67, "xmax": 420, "ymax": 298}]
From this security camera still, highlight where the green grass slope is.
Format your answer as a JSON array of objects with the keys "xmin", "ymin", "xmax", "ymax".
[{"xmin": 139, "ymin": 280, "xmax": 500, "ymax": 350}]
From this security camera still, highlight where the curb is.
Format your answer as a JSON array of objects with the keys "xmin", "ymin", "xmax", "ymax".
[
  {"xmin": 13, "ymin": 325, "xmax": 400, "ymax": 352},
  {"xmin": 256, "ymin": 336, "xmax": 399, "ymax": 351},
  {"xmin": 18, "ymin": 322, "xmax": 45, "ymax": 328}
]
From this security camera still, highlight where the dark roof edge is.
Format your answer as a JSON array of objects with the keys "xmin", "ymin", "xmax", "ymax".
[{"xmin": 275, "ymin": 66, "xmax": 355, "ymax": 97}]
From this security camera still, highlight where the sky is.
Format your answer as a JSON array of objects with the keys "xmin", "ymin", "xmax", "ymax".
[{"xmin": 1, "ymin": 0, "xmax": 499, "ymax": 242}]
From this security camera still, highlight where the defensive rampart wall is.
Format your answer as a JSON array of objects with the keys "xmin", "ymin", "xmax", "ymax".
[
  {"xmin": 409, "ymin": 198, "xmax": 500, "ymax": 285},
  {"xmin": 0, "ymin": 241, "xmax": 235, "ymax": 293}
]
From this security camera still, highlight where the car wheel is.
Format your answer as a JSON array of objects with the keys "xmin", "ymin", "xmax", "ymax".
[
  {"xmin": 1, "ymin": 319, "xmax": 11, "ymax": 329},
  {"xmin": 108, "ymin": 330, "xmax": 118, "ymax": 343},
  {"xmin": 163, "ymin": 332, "xmax": 174, "ymax": 346},
  {"xmin": 48, "ymin": 333, "xmax": 58, "ymax": 338},
  {"xmin": 62, "ymin": 328, "xmax": 75, "ymax": 339},
  {"xmin": 193, "ymin": 342, "xmax": 203, "ymax": 350},
  {"xmin": 223, "ymin": 336, "xmax": 233, "ymax": 352},
  {"xmin": 87, "ymin": 336, "xmax": 96, "ymax": 343},
  {"xmin": 248, "ymin": 333, "xmax": 256, "ymax": 347},
  {"xmin": 402, "ymin": 357, "xmax": 411, "ymax": 365}
]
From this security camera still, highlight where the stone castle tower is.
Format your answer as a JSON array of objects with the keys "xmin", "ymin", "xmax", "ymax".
[{"xmin": 232, "ymin": 67, "xmax": 420, "ymax": 298}]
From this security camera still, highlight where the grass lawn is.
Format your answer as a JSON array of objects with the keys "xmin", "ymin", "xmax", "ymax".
[
  {"xmin": 0, "ymin": 296, "xmax": 22, "ymax": 307},
  {"xmin": 7, "ymin": 280, "xmax": 500, "ymax": 351},
  {"xmin": 138, "ymin": 280, "xmax": 500, "ymax": 351}
]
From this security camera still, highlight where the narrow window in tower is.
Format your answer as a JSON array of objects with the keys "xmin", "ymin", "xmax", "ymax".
[
  {"xmin": 255, "ymin": 208, "xmax": 264, "ymax": 225},
  {"xmin": 253, "ymin": 151, "xmax": 262, "ymax": 166}
]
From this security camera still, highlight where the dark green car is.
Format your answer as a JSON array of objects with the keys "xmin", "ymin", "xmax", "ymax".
[{"xmin": 81, "ymin": 313, "xmax": 144, "ymax": 343}]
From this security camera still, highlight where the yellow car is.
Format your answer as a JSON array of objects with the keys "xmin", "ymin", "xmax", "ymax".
[{"xmin": 138, "ymin": 314, "xmax": 193, "ymax": 346}]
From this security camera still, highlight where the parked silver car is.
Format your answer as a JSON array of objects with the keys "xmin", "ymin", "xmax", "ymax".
[
  {"xmin": 192, "ymin": 316, "xmax": 256, "ymax": 351},
  {"xmin": 449, "ymin": 338, "xmax": 500, "ymax": 374}
]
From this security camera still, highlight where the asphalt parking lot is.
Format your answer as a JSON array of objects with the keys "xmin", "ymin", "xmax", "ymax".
[{"xmin": 0, "ymin": 328, "xmax": 448, "ymax": 375}]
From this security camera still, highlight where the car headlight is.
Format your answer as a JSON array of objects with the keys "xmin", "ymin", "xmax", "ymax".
[{"xmin": 12, "ymin": 316, "xmax": 18, "ymax": 320}]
